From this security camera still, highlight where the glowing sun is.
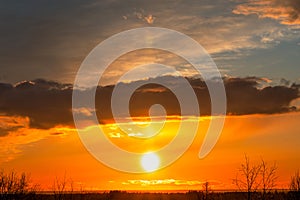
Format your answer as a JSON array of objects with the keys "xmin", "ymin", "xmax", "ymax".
[{"xmin": 141, "ymin": 153, "xmax": 160, "ymax": 172}]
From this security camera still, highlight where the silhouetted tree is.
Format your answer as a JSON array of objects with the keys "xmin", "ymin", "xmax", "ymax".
[
  {"xmin": 290, "ymin": 170, "xmax": 300, "ymax": 191},
  {"xmin": 289, "ymin": 170, "xmax": 300, "ymax": 200},
  {"xmin": 202, "ymin": 181, "xmax": 211, "ymax": 200},
  {"xmin": 52, "ymin": 173, "xmax": 75, "ymax": 200},
  {"xmin": 260, "ymin": 159, "xmax": 277, "ymax": 200},
  {"xmin": 53, "ymin": 174, "xmax": 67, "ymax": 200},
  {"xmin": 233, "ymin": 155, "xmax": 262, "ymax": 200},
  {"xmin": 0, "ymin": 169, "xmax": 36, "ymax": 200}
]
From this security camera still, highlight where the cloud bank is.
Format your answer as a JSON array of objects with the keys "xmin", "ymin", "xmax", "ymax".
[{"xmin": 0, "ymin": 76, "xmax": 299, "ymax": 130}]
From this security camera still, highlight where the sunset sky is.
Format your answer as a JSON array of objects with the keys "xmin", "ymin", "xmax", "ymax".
[{"xmin": 1, "ymin": 0, "xmax": 300, "ymax": 191}]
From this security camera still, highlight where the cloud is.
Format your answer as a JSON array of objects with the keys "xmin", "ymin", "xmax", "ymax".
[
  {"xmin": 1, "ymin": 0, "xmax": 300, "ymax": 85},
  {"xmin": 50, "ymin": 132, "xmax": 64, "ymax": 136},
  {"xmin": 144, "ymin": 14, "xmax": 155, "ymax": 24},
  {"xmin": 72, "ymin": 107, "xmax": 95, "ymax": 117},
  {"xmin": 0, "ymin": 76, "xmax": 299, "ymax": 128},
  {"xmin": 123, "ymin": 179, "xmax": 202, "ymax": 186},
  {"xmin": 0, "ymin": 116, "xmax": 29, "ymax": 137},
  {"xmin": 0, "ymin": 123, "xmax": 73, "ymax": 163},
  {"xmin": 0, "ymin": 79, "xmax": 73, "ymax": 129},
  {"xmin": 225, "ymin": 77, "xmax": 299, "ymax": 114},
  {"xmin": 0, "ymin": 113, "xmax": 75, "ymax": 163},
  {"xmin": 233, "ymin": 0, "xmax": 300, "ymax": 26},
  {"xmin": 132, "ymin": 9, "xmax": 156, "ymax": 24},
  {"xmin": 290, "ymin": 97, "xmax": 300, "ymax": 109},
  {"xmin": 98, "ymin": 49, "xmax": 196, "ymax": 86},
  {"xmin": 122, "ymin": 8, "xmax": 156, "ymax": 24},
  {"xmin": 122, "ymin": 179, "xmax": 221, "ymax": 187}
]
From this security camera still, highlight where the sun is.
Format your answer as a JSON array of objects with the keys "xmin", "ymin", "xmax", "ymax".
[{"xmin": 141, "ymin": 153, "xmax": 160, "ymax": 172}]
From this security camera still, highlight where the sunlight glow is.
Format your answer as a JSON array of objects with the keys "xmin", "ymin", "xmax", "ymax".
[{"xmin": 141, "ymin": 153, "xmax": 160, "ymax": 172}]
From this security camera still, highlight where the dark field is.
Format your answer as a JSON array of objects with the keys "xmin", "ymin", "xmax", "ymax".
[{"xmin": 2, "ymin": 190, "xmax": 300, "ymax": 200}]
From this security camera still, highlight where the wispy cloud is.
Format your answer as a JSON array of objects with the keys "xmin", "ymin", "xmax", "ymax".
[
  {"xmin": 1, "ymin": 0, "xmax": 300, "ymax": 84},
  {"xmin": 123, "ymin": 8, "xmax": 156, "ymax": 24},
  {"xmin": 0, "ymin": 116, "xmax": 29, "ymax": 137},
  {"xmin": 0, "ymin": 116, "xmax": 71, "ymax": 163},
  {"xmin": 233, "ymin": 0, "xmax": 300, "ymax": 26},
  {"xmin": 72, "ymin": 107, "xmax": 95, "ymax": 117}
]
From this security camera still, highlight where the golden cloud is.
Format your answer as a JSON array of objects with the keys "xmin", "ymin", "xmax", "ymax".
[
  {"xmin": 233, "ymin": 0, "xmax": 300, "ymax": 25},
  {"xmin": 123, "ymin": 179, "xmax": 219, "ymax": 186}
]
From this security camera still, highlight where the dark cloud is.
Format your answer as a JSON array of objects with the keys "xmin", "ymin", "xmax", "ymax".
[
  {"xmin": 50, "ymin": 132, "xmax": 64, "ymax": 136},
  {"xmin": 0, "ymin": 115, "xmax": 27, "ymax": 136},
  {"xmin": 283, "ymin": 0, "xmax": 300, "ymax": 22},
  {"xmin": 0, "ymin": 76, "xmax": 299, "ymax": 129},
  {"xmin": 0, "ymin": 79, "xmax": 73, "ymax": 129},
  {"xmin": 0, "ymin": 126, "xmax": 22, "ymax": 137},
  {"xmin": 225, "ymin": 77, "xmax": 299, "ymax": 114}
]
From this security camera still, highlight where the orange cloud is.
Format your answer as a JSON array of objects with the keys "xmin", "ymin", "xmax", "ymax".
[
  {"xmin": 144, "ymin": 14, "xmax": 155, "ymax": 24},
  {"xmin": 127, "ymin": 9, "xmax": 156, "ymax": 24},
  {"xmin": 0, "ymin": 115, "xmax": 29, "ymax": 136},
  {"xmin": 233, "ymin": 0, "xmax": 300, "ymax": 25},
  {"xmin": 123, "ymin": 179, "xmax": 218, "ymax": 186},
  {"xmin": 0, "ymin": 115, "xmax": 73, "ymax": 163}
]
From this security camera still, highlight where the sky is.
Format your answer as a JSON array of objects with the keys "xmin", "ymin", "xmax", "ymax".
[{"xmin": 0, "ymin": 0, "xmax": 300, "ymax": 191}]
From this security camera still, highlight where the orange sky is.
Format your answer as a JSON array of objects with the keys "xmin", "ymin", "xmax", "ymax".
[
  {"xmin": 1, "ymin": 112, "xmax": 299, "ymax": 191},
  {"xmin": 1, "ymin": 0, "xmax": 300, "ymax": 194}
]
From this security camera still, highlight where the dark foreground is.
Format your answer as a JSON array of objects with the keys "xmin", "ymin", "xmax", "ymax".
[{"xmin": 1, "ymin": 191, "xmax": 300, "ymax": 200}]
